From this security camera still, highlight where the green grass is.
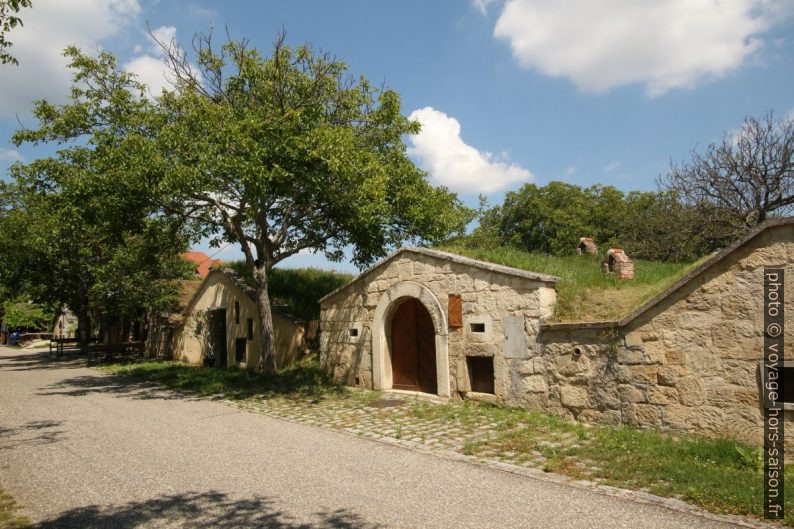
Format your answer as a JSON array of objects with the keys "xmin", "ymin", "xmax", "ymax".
[
  {"xmin": 0, "ymin": 488, "xmax": 31, "ymax": 529},
  {"xmin": 445, "ymin": 401, "xmax": 793, "ymax": 525},
  {"xmin": 438, "ymin": 244, "xmax": 709, "ymax": 322},
  {"xmin": 99, "ymin": 357, "xmax": 345, "ymax": 401}
]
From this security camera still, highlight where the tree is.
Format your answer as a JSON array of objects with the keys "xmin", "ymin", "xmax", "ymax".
[
  {"xmin": 620, "ymin": 190, "xmax": 731, "ymax": 261},
  {"xmin": 467, "ymin": 182, "xmax": 727, "ymax": 262},
  {"xmin": 1, "ymin": 298, "xmax": 51, "ymax": 330},
  {"xmin": 478, "ymin": 182, "xmax": 626, "ymax": 255},
  {"xmin": 155, "ymin": 32, "xmax": 471, "ymax": 372},
  {"xmin": 665, "ymin": 111, "xmax": 794, "ymax": 234},
  {"xmin": 0, "ymin": 0, "xmax": 32, "ymax": 65},
  {"xmin": 4, "ymin": 47, "xmax": 193, "ymax": 346}
]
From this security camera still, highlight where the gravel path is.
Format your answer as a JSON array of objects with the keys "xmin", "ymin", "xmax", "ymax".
[{"xmin": 0, "ymin": 348, "xmax": 762, "ymax": 529}]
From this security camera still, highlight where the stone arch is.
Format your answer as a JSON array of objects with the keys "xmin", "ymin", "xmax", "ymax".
[{"xmin": 372, "ymin": 281, "xmax": 450, "ymax": 397}]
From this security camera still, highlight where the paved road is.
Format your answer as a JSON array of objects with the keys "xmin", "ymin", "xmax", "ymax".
[{"xmin": 0, "ymin": 348, "xmax": 755, "ymax": 529}]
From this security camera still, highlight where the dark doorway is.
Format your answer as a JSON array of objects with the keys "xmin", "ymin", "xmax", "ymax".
[
  {"xmin": 235, "ymin": 337, "xmax": 247, "ymax": 364},
  {"xmin": 466, "ymin": 356, "xmax": 495, "ymax": 394},
  {"xmin": 390, "ymin": 298, "xmax": 437, "ymax": 393},
  {"xmin": 208, "ymin": 309, "xmax": 227, "ymax": 368}
]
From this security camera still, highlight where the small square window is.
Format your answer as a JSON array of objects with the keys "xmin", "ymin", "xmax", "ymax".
[
  {"xmin": 470, "ymin": 322, "xmax": 486, "ymax": 333},
  {"xmin": 247, "ymin": 318, "xmax": 253, "ymax": 340},
  {"xmin": 349, "ymin": 328, "xmax": 359, "ymax": 337}
]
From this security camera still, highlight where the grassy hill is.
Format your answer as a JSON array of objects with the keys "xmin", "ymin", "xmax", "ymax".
[{"xmin": 438, "ymin": 244, "xmax": 709, "ymax": 323}]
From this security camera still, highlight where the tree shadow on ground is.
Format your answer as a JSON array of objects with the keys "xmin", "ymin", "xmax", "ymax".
[
  {"xmin": 35, "ymin": 491, "xmax": 382, "ymax": 529},
  {"xmin": 35, "ymin": 374, "xmax": 202, "ymax": 402},
  {"xmin": 0, "ymin": 420, "xmax": 66, "ymax": 451},
  {"xmin": 0, "ymin": 350, "xmax": 89, "ymax": 372},
  {"xmin": 37, "ymin": 357, "xmax": 347, "ymax": 403}
]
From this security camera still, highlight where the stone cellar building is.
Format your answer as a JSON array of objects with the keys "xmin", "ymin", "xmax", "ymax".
[
  {"xmin": 320, "ymin": 218, "xmax": 794, "ymax": 447},
  {"xmin": 320, "ymin": 247, "xmax": 559, "ymax": 400}
]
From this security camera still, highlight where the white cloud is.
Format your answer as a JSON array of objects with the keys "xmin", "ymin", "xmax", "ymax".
[
  {"xmin": 0, "ymin": 0, "xmax": 141, "ymax": 118},
  {"xmin": 123, "ymin": 54, "xmax": 172, "ymax": 97},
  {"xmin": 493, "ymin": 0, "xmax": 792, "ymax": 96},
  {"xmin": 124, "ymin": 25, "xmax": 199, "ymax": 98},
  {"xmin": 0, "ymin": 148, "xmax": 24, "ymax": 162},
  {"xmin": 147, "ymin": 25, "xmax": 176, "ymax": 51},
  {"xmin": 408, "ymin": 107, "xmax": 533, "ymax": 194}
]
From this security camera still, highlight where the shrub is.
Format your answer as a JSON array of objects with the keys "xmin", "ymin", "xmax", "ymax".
[{"xmin": 225, "ymin": 262, "xmax": 352, "ymax": 321}]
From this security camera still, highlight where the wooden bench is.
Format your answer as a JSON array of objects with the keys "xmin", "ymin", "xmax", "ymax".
[
  {"xmin": 49, "ymin": 337, "xmax": 82, "ymax": 359},
  {"xmin": 87, "ymin": 341, "xmax": 145, "ymax": 362}
]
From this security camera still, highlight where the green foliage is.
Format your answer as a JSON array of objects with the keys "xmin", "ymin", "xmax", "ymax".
[
  {"xmin": 439, "ymin": 243, "xmax": 703, "ymax": 321},
  {"xmin": 473, "ymin": 182, "xmax": 731, "ymax": 262},
  {"xmin": 734, "ymin": 445, "xmax": 764, "ymax": 472},
  {"xmin": 2, "ymin": 47, "xmax": 192, "ymax": 338},
  {"xmin": 153, "ymin": 32, "xmax": 471, "ymax": 368},
  {"xmin": 1, "ymin": 298, "xmax": 51, "ymax": 329},
  {"xmin": 156, "ymin": 32, "xmax": 472, "ymax": 272},
  {"xmin": 476, "ymin": 419, "xmax": 792, "ymax": 521},
  {"xmin": 424, "ymin": 399, "xmax": 791, "ymax": 523},
  {"xmin": 0, "ymin": 0, "xmax": 32, "ymax": 65},
  {"xmin": 226, "ymin": 261, "xmax": 352, "ymax": 321},
  {"xmin": 268, "ymin": 267, "xmax": 352, "ymax": 321}
]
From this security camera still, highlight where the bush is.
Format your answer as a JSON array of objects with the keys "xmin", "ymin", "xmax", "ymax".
[{"xmin": 225, "ymin": 262, "xmax": 353, "ymax": 321}]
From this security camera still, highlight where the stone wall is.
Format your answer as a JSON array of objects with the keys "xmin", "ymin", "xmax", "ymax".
[
  {"xmin": 320, "ymin": 249, "xmax": 557, "ymax": 402},
  {"xmin": 533, "ymin": 224, "xmax": 793, "ymax": 446},
  {"xmin": 321, "ymin": 224, "xmax": 792, "ymax": 447}
]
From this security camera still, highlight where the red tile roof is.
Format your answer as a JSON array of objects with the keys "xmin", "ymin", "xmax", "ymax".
[{"xmin": 182, "ymin": 251, "xmax": 223, "ymax": 278}]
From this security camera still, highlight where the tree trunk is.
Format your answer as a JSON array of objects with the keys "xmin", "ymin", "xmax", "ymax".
[
  {"xmin": 254, "ymin": 266, "xmax": 278, "ymax": 374},
  {"xmin": 76, "ymin": 302, "xmax": 90, "ymax": 353}
]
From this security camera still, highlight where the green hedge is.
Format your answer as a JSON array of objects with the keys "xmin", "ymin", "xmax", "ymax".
[{"xmin": 226, "ymin": 262, "xmax": 353, "ymax": 321}]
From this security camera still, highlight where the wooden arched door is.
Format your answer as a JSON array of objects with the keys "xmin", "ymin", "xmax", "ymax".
[{"xmin": 390, "ymin": 298, "xmax": 437, "ymax": 393}]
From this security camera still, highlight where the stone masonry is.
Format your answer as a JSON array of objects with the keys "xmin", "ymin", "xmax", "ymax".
[
  {"xmin": 321, "ymin": 220, "xmax": 793, "ymax": 447},
  {"xmin": 537, "ymin": 221, "xmax": 793, "ymax": 447},
  {"xmin": 319, "ymin": 247, "xmax": 558, "ymax": 404}
]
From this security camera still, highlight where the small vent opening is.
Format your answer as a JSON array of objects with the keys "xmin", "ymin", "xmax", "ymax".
[{"xmin": 470, "ymin": 322, "xmax": 486, "ymax": 333}]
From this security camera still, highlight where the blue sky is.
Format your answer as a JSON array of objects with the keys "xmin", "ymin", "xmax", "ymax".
[{"xmin": 2, "ymin": 0, "xmax": 793, "ymax": 272}]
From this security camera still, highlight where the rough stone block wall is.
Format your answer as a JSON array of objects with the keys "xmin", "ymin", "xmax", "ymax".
[
  {"xmin": 321, "ymin": 226, "xmax": 791, "ymax": 447},
  {"xmin": 534, "ymin": 226, "xmax": 793, "ymax": 447},
  {"xmin": 320, "ymin": 251, "xmax": 556, "ymax": 401}
]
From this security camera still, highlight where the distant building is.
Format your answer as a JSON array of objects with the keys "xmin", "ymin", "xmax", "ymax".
[
  {"xmin": 148, "ymin": 269, "xmax": 307, "ymax": 369},
  {"xmin": 182, "ymin": 251, "xmax": 223, "ymax": 278}
]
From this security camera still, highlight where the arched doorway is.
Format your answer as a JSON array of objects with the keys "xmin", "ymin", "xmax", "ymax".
[
  {"xmin": 390, "ymin": 298, "xmax": 437, "ymax": 393},
  {"xmin": 372, "ymin": 281, "xmax": 450, "ymax": 396}
]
